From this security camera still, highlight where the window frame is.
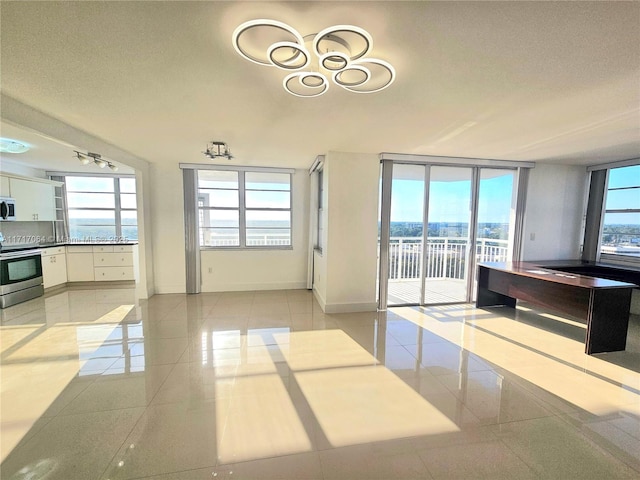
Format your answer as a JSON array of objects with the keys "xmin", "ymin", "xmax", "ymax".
[
  {"xmin": 584, "ymin": 160, "xmax": 640, "ymax": 266},
  {"xmin": 197, "ymin": 167, "xmax": 293, "ymax": 250},
  {"xmin": 599, "ymin": 164, "xmax": 640, "ymax": 264},
  {"xmin": 58, "ymin": 173, "xmax": 138, "ymax": 242},
  {"xmin": 316, "ymin": 168, "xmax": 324, "ymax": 253}
]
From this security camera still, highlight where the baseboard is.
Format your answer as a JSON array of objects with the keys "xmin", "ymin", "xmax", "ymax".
[
  {"xmin": 312, "ymin": 287, "xmax": 327, "ymax": 312},
  {"xmin": 154, "ymin": 284, "xmax": 187, "ymax": 294},
  {"xmin": 200, "ymin": 281, "xmax": 307, "ymax": 292},
  {"xmin": 322, "ymin": 301, "xmax": 378, "ymax": 314},
  {"xmin": 61, "ymin": 280, "xmax": 136, "ymax": 290},
  {"xmin": 43, "ymin": 283, "xmax": 68, "ymax": 295}
]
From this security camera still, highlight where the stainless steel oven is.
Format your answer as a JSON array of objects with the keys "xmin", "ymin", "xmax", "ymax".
[{"xmin": 0, "ymin": 249, "xmax": 44, "ymax": 308}]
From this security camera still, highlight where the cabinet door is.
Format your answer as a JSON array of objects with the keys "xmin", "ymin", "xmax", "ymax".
[
  {"xmin": 0, "ymin": 175, "xmax": 10, "ymax": 197},
  {"xmin": 43, "ymin": 253, "xmax": 68, "ymax": 288},
  {"xmin": 66, "ymin": 253, "xmax": 95, "ymax": 281},
  {"xmin": 9, "ymin": 178, "xmax": 56, "ymax": 221}
]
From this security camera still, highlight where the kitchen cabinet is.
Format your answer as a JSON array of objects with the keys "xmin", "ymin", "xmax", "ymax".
[
  {"xmin": 41, "ymin": 246, "xmax": 67, "ymax": 288},
  {"xmin": 0, "ymin": 175, "xmax": 10, "ymax": 197},
  {"xmin": 9, "ymin": 177, "xmax": 56, "ymax": 221},
  {"xmin": 66, "ymin": 246, "xmax": 95, "ymax": 281},
  {"xmin": 66, "ymin": 244, "xmax": 136, "ymax": 282},
  {"xmin": 93, "ymin": 245, "xmax": 135, "ymax": 281}
]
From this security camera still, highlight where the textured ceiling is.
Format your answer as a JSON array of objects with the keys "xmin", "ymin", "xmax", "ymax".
[{"xmin": 1, "ymin": 1, "xmax": 638, "ymax": 172}]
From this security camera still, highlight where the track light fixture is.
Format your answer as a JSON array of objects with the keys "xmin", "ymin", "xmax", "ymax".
[
  {"xmin": 232, "ymin": 19, "xmax": 396, "ymax": 97},
  {"xmin": 74, "ymin": 150, "xmax": 119, "ymax": 171},
  {"xmin": 203, "ymin": 141, "xmax": 233, "ymax": 160}
]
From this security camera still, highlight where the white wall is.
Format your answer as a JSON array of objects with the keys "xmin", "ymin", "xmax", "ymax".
[
  {"xmin": 314, "ymin": 151, "xmax": 380, "ymax": 313},
  {"xmin": 134, "ymin": 164, "xmax": 155, "ymax": 298},
  {"xmin": 522, "ymin": 162, "xmax": 588, "ymax": 261},
  {"xmin": 199, "ymin": 169, "xmax": 310, "ymax": 292},
  {"xmin": 149, "ymin": 162, "xmax": 187, "ymax": 293},
  {"xmin": 313, "ymin": 249, "xmax": 327, "ymax": 308}
]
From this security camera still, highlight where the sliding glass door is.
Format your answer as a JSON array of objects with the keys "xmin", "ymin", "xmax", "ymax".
[
  {"xmin": 472, "ymin": 169, "xmax": 516, "ymax": 300},
  {"xmin": 387, "ymin": 164, "xmax": 426, "ymax": 305},
  {"xmin": 381, "ymin": 162, "xmax": 519, "ymax": 308},
  {"xmin": 422, "ymin": 166, "xmax": 473, "ymax": 304}
]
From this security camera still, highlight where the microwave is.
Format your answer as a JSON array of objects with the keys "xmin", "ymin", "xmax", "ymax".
[{"xmin": 0, "ymin": 197, "xmax": 16, "ymax": 221}]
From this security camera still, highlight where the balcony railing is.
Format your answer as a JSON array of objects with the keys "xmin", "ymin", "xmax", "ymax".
[
  {"xmin": 387, "ymin": 237, "xmax": 509, "ymax": 281},
  {"xmin": 201, "ymin": 233, "xmax": 291, "ymax": 247}
]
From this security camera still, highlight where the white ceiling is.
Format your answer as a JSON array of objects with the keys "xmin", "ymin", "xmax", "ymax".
[
  {"xmin": 1, "ymin": 1, "xmax": 638, "ymax": 173},
  {"xmin": 0, "ymin": 121, "xmax": 135, "ymax": 174}
]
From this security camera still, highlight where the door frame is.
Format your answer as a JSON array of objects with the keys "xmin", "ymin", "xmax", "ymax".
[{"xmin": 378, "ymin": 156, "xmax": 531, "ymax": 310}]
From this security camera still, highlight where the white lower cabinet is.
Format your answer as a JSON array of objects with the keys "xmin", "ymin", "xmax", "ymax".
[
  {"xmin": 66, "ymin": 246, "xmax": 95, "ymax": 281},
  {"xmin": 41, "ymin": 246, "xmax": 67, "ymax": 289},
  {"xmin": 93, "ymin": 245, "xmax": 135, "ymax": 281},
  {"xmin": 64, "ymin": 245, "xmax": 137, "ymax": 283}
]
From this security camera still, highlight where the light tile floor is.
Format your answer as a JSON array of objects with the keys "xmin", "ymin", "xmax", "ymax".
[{"xmin": 1, "ymin": 287, "xmax": 639, "ymax": 479}]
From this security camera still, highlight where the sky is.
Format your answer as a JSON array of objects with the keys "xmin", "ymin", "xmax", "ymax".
[
  {"xmin": 389, "ymin": 165, "xmax": 639, "ymax": 227},
  {"xmin": 605, "ymin": 165, "xmax": 640, "ymax": 226},
  {"xmin": 390, "ymin": 173, "xmax": 514, "ymax": 224}
]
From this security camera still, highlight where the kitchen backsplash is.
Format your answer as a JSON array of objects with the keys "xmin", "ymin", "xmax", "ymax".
[{"xmin": 0, "ymin": 221, "xmax": 55, "ymax": 246}]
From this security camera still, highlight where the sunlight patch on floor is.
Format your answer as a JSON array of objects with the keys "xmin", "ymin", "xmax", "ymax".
[
  {"xmin": 295, "ymin": 365, "xmax": 460, "ymax": 447},
  {"xmin": 216, "ymin": 374, "xmax": 312, "ymax": 464},
  {"xmin": 0, "ymin": 304, "xmax": 134, "ymax": 461},
  {"xmin": 394, "ymin": 306, "xmax": 640, "ymax": 416}
]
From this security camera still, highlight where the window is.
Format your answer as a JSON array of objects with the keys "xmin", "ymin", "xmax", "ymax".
[
  {"xmin": 198, "ymin": 169, "xmax": 291, "ymax": 248},
  {"xmin": 600, "ymin": 164, "xmax": 640, "ymax": 259},
  {"xmin": 65, "ymin": 176, "xmax": 138, "ymax": 241}
]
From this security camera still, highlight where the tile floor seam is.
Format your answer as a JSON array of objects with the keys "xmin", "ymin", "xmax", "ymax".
[
  {"xmin": 553, "ymin": 411, "xmax": 640, "ymax": 473},
  {"xmin": 48, "ymin": 379, "xmax": 98, "ymax": 417},
  {"xmin": 95, "ymin": 406, "xmax": 155, "ymax": 480},
  {"xmin": 493, "ymin": 416, "xmax": 633, "ymax": 479}
]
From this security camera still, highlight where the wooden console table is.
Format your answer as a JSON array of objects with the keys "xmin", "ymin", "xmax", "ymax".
[{"xmin": 476, "ymin": 262, "xmax": 635, "ymax": 355}]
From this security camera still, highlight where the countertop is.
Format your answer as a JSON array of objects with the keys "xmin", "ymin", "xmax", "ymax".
[{"xmin": 0, "ymin": 241, "xmax": 138, "ymax": 253}]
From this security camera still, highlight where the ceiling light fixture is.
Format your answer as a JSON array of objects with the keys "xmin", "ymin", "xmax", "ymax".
[
  {"xmin": 74, "ymin": 150, "xmax": 118, "ymax": 171},
  {"xmin": 0, "ymin": 138, "xmax": 30, "ymax": 154},
  {"xmin": 232, "ymin": 19, "xmax": 396, "ymax": 98},
  {"xmin": 203, "ymin": 141, "xmax": 233, "ymax": 160}
]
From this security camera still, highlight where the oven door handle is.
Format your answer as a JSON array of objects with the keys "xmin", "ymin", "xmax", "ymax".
[{"xmin": 0, "ymin": 249, "xmax": 42, "ymax": 259}]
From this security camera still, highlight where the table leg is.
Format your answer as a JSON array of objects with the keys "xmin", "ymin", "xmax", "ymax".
[
  {"xmin": 585, "ymin": 288, "xmax": 632, "ymax": 354},
  {"xmin": 476, "ymin": 266, "xmax": 517, "ymax": 308}
]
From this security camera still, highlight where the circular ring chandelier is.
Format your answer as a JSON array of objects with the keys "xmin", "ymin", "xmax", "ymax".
[{"xmin": 232, "ymin": 19, "xmax": 396, "ymax": 97}]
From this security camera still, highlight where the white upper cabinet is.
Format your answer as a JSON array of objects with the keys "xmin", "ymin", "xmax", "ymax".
[
  {"xmin": 0, "ymin": 176, "xmax": 10, "ymax": 197},
  {"xmin": 7, "ymin": 177, "xmax": 57, "ymax": 221}
]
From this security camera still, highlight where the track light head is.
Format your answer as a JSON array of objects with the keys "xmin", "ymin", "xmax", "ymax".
[{"xmin": 74, "ymin": 150, "xmax": 119, "ymax": 171}]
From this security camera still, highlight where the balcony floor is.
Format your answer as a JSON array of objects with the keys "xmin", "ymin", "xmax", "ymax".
[{"xmin": 388, "ymin": 278, "xmax": 469, "ymax": 305}]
